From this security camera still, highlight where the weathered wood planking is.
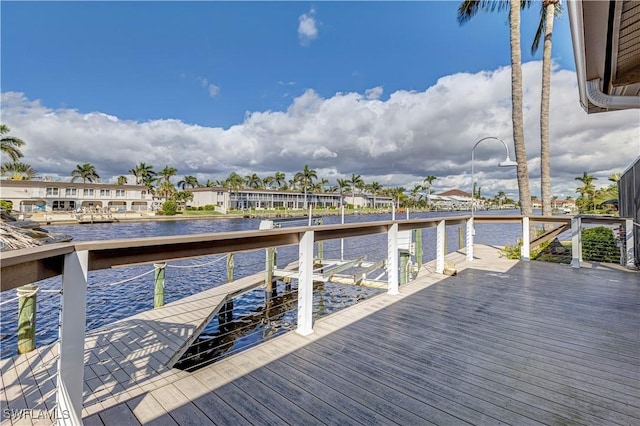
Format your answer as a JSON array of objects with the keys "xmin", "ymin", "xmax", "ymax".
[{"xmin": 91, "ymin": 246, "xmax": 639, "ymax": 426}]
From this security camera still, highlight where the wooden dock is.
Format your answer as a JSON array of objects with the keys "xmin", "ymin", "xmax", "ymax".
[{"xmin": 2, "ymin": 245, "xmax": 639, "ymax": 425}]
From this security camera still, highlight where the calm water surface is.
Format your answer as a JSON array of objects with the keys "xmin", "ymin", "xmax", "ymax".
[{"xmin": 0, "ymin": 210, "xmax": 522, "ymax": 359}]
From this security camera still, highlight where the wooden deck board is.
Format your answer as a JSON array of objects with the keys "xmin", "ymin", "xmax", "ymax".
[{"xmin": 2, "ymin": 245, "xmax": 639, "ymax": 425}]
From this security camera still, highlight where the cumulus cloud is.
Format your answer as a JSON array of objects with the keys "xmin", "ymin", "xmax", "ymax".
[
  {"xmin": 298, "ymin": 8, "xmax": 318, "ymax": 46},
  {"xmin": 2, "ymin": 62, "xmax": 639, "ymax": 200}
]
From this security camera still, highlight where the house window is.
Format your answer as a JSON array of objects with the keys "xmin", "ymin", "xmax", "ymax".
[
  {"xmin": 65, "ymin": 188, "xmax": 77, "ymax": 196},
  {"xmin": 100, "ymin": 189, "xmax": 110, "ymax": 197},
  {"xmin": 83, "ymin": 189, "xmax": 94, "ymax": 196},
  {"xmin": 46, "ymin": 187, "xmax": 59, "ymax": 196},
  {"xmin": 141, "ymin": 191, "xmax": 147, "ymax": 199},
  {"xmin": 115, "ymin": 189, "xmax": 126, "ymax": 197}
]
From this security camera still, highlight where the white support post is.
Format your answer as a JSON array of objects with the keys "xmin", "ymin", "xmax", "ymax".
[
  {"xmin": 624, "ymin": 218, "xmax": 635, "ymax": 269},
  {"xmin": 436, "ymin": 220, "xmax": 446, "ymax": 274},
  {"xmin": 57, "ymin": 250, "xmax": 88, "ymax": 424},
  {"xmin": 571, "ymin": 216, "xmax": 582, "ymax": 268},
  {"xmin": 466, "ymin": 217, "xmax": 474, "ymax": 261},
  {"xmin": 296, "ymin": 230, "xmax": 314, "ymax": 336},
  {"xmin": 521, "ymin": 216, "xmax": 530, "ymax": 261},
  {"xmin": 387, "ymin": 223, "xmax": 399, "ymax": 295}
]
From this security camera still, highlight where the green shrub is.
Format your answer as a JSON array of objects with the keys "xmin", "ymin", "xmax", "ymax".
[
  {"xmin": 582, "ymin": 226, "xmax": 619, "ymax": 263},
  {"xmin": 0, "ymin": 200, "xmax": 13, "ymax": 211},
  {"xmin": 162, "ymin": 200, "xmax": 178, "ymax": 216},
  {"xmin": 203, "ymin": 204, "xmax": 215, "ymax": 211}
]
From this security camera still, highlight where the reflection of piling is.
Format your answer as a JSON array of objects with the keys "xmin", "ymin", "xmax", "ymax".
[
  {"xmin": 154, "ymin": 263, "xmax": 166, "ymax": 308},
  {"xmin": 218, "ymin": 299, "xmax": 234, "ymax": 330},
  {"xmin": 17, "ymin": 284, "xmax": 37, "ymax": 354},
  {"xmin": 265, "ymin": 248, "xmax": 277, "ymax": 302}
]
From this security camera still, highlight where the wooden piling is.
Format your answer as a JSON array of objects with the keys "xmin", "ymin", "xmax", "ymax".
[
  {"xmin": 265, "ymin": 248, "xmax": 276, "ymax": 301},
  {"xmin": 458, "ymin": 226, "xmax": 464, "ymax": 250},
  {"xmin": 227, "ymin": 253, "xmax": 234, "ymax": 283},
  {"xmin": 153, "ymin": 263, "xmax": 166, "ymax": 308},
  {"xmin": 413, "ymin": 229, "xmax": 423, "ymax": 271},
  {"xmin": 399, "ymin": 250, "xmax": 410, "ymax": 285},
  {"xmin": 17, "ymin": 284, "xmax": 37, "ymax": 354}
]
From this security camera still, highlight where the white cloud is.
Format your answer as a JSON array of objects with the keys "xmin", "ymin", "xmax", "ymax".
[
  {"xmin": 365, "ymin": 86, "xmax": 384, "ymax": 100},
  {"xmin": 2, "ymin": 62, "xmax": 639, "ymax": 200},
  {"xmin": 198, "ymin": 77, "xmax": 220, "ymax": 98},
  {"xmin": 298, "ymin": 8, "xmax": 318, "ymax": 46}
]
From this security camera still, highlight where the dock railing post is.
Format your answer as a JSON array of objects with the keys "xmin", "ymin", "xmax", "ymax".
[
  {"xmin": 624, "ymin": 218, "xmax": 635, "ymax": 269},
  {"xmin": 466, "ymin": 217, "xmax": 474, "ymax": 261},
  {"xmin": 571, "ymin": 216, "xmax": 582, "ymax": 268},
  {"xmin": 296, "ymin": 230, "xmax": 314, "ymax": 336},
  {"xmin": 521, "ymin": 217, "xmax": 530, "ymax": 261},
  {"xmin": 57, "ymin": 250, "xmax": 88, "ymax": 424},
  {"xmin": 436, "ymin": 220, "xmax": 445, "ymax": 274},
  {"xmin": 387, "ymin": 223, "xmax": 399, "ymax": 295}
]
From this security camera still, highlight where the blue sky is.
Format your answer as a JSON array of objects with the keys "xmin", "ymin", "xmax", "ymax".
[
  {"xmin": 2, "ymin": 1, "xmax": 576, "ymax": 128},
  {"xmin": 1, "ymin": 1, "xmax": 638, "ymax": 199}
]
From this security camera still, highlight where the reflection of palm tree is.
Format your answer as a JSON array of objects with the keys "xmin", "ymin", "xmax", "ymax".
[
  {"xmin": 71, "ymin": 163, "xmax": 100, "ymax": 183},
  {"xmin": 0, "ymin": 125, "xmax": 25, "ymax": 161},
  {"xmin": 457, "ymin": 1, "xmax": 532, "ymax": 215}
]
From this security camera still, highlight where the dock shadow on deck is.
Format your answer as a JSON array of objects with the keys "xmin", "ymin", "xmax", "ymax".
[{"xmin": 84, "ymin": 246, "xmax": 639, "ymax": 426}]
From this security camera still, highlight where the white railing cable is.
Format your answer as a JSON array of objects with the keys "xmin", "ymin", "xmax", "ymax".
[
  {"xmin": 89, "ymin": 268, "xmax": 156, "ymax": 288},
  {"xmin": 165, "ymin": 254, "xmax": 227, "ymax": 269},
  {"xmin": 0, "ymin": 287, "xmax": 61, "ymax": 307}
]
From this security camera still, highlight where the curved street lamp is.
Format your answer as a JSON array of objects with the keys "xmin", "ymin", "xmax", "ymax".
[{"xmin": 471, "ymin": 137, "xmax": 518, "ymax": 226}]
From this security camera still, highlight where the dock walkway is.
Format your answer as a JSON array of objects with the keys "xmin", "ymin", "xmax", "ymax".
[
  {"xmin": 3, "ymin": 245, "xmax": 639, "ymax": 425},
  {"xmin": 1, "ymin": 270, "xmax": 271, "ymax": 423}
]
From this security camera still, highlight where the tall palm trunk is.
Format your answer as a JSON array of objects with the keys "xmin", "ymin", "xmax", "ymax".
[
  {"xmin": 540, "ymin": 1, "xmax": 556, "ymax": 216},
  {"xmin": 510, "ymin": 1, "xmax": 532, "ymax": 215}
]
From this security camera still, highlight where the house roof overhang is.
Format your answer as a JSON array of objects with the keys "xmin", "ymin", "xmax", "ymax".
[{"xmin": 568, "ymin": 0, "xmax": 640, "ymax": 113}]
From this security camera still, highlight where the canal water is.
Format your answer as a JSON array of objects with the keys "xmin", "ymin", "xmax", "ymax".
[{"xmin": 0, "ymin": 210, "xmax": 522, "ymax": 361}]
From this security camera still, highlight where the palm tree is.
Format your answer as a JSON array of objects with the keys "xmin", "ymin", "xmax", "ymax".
[
  {"xmin": 532, "ymin": 0, "xmax": 561, "ymax": 216},
  {"xmin": 422, "ymin": 175, "xmax": 437, "ymax": 207},
  {"xmin": 263, "ymin": 175, "xmax": 275, "ymax": 189},
  {"xmin": 294, "ymin": 165, "xmax": 317, "ymax": 208},
  {"xmin": 367, "ymin": 181, "xmax": 383, "ymax": 209},
  {"xmin": 71, "ymin": 163, "xmax": 100, "ymax": 183},
  {"xmin": 158, "ymin": 166, "xmax": 178, "ymax": 183},
  {"xmin": 337, "ymin": 178, "xmax": 350, "ymax": 206},
  {"xmin": 575, "ymin": 171, "xmax": 597, "ymax": 212},
  {"xmin": 608, "ymin": 172, "xmax": 621, "ymax": 183},
  {"xmin": 129, "ymin": 163, "xmax": 155, "ymax": 185},
  {"xmin": 178, "ymin": 175, "xmax": 199, "ymax": 189},
  {"xmin": 274, "ymin": 172, "xmax": 286, "ymax": 189},
  {"xmin": 244, "ymin": 173, "xmax": 263, "ymax": 189},
  {"xmin": 0, "ymin": 124, "xmax": 25, "ymax": 161},
  {"xmin": 457, "ymin": 1, "xmax": 533, "ymax": 216},
  {"xmin": 204, "ymin": 179, "xmax": 216, "ymax": 187},
  {"xmin": 1, "ymin": 162, "xmax": 38, "ymax": 180},
  {"xmin": 116, "ymin": 175, "xmax": 128, "ymax": 185},
  {"xmin": 155, "ymin": 180, "xmax": 176, "ymax": 201}
]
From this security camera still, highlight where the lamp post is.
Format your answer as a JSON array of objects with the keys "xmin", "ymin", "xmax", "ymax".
[{"xmin": 470, "ymin": 137, "xmax": 518, "ymax": 228}]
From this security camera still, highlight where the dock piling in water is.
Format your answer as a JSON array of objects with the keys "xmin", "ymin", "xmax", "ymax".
[
  {"xmin": 153, "ymin": 263, "xmax": 166, "ymax": 308},
  {"xmin": 17, "ymin": 284, "xmax": 37, "ymax": 354}
]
